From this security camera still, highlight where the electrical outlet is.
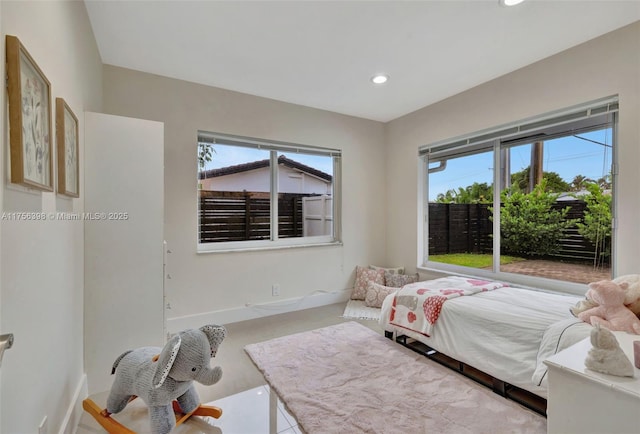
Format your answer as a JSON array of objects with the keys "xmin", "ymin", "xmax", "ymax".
[
  {"xmin": 272, "ymin": 284, "xmax": 280, "ymax": 297},
  {"xmin": 38, "ymin": 416, "xmax": 47, "ymax": 434}
]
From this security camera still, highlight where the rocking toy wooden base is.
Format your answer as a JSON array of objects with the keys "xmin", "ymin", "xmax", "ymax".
[{"xmin": 82, "ymin": 397, "xmax": 222, "ymax": 433}]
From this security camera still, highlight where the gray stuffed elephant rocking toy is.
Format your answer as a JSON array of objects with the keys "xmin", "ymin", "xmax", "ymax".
[{"xmin": 104, "ymin": 324, "xmax": 227, "ymax": 434}]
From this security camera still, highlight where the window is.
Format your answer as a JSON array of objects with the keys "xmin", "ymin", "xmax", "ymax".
[
  {"xmin": 421, "ymin": 98, "xmax": 617, "ymax": 291},
  {"xmin": 197, "ymin": 132, "xmax": 341, "ymax": 252}
]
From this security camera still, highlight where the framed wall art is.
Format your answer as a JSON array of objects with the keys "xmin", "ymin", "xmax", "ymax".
[
  {"xmin": 6, "ymin": 35, "xmax": 53, "ymax": 191},
  {"xmin": 56, "ymin": 98, "xmax": 80, "ymax": 197}
]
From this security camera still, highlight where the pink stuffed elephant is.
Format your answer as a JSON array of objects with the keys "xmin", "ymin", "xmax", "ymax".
[{"xmin": 578, "ymin": 280, "xmax": 640, "ymax": 335}]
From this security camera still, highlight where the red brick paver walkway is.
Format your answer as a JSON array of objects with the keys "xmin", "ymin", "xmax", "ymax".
[{"xmin": 499, "ymin": 259, "xmax": 610, "ymax": 284}]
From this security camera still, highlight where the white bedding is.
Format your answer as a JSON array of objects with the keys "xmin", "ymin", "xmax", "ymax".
[
  {"xmin": 532, "ymin": 317, "xmax": 593, "ymax": 387},
  {"xmin": 380, "ymin": 283, "xmax": 590, "ymax": 398}
]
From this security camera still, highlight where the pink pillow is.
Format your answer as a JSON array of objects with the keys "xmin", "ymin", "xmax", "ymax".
[
  {"xmin": 351, "ymin": 266, "xmax": 385, "ymax": 300},
  {"xmin": 365, "ymin": 282, "xmax": 397, "ymax": 308}
]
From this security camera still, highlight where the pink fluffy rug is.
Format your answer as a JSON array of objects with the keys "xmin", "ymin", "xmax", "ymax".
[{"xmin": 245, "ymin": 321, "xmax": 546, "ymax": 434}]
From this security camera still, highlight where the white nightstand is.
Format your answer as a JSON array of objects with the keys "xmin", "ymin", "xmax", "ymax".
[{"xmin": 544, "ymin": 331, "xmax": 640, "ymax": 434}]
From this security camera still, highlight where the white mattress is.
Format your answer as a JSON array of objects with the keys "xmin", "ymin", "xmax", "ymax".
[{"xmin": 380, "ymin": 285, "xmax": 588, "ymax": 398}]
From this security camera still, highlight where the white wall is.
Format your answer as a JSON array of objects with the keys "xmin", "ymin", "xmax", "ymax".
[
  {"xmin": 201, "ymin": 166, "xmax": 271, "ymax": 192},
  {"xmin": 279, "ymin": 166, "xmax": 331, "ymax": 194},
  {"xmin": 385, "ymin": 22, "xmax": 640, "ymax": 282},
  {"xmin": 0, "ymin": 2, "xmax": 102, "ymax": 433},
  {"xmin": 102, "ymin": 67, "xmax": 387, "ymax": 324},
  {"xmin": 84, "ymin": 113, "xmax": 164, "ymax": 395},
  {"xmin": 201, "ymin": 165, "xmax": 331, "ymax": 194}
]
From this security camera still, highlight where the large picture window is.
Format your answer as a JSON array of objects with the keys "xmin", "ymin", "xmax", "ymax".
[
  {"xmin": 421, "ymin": 98, "xmax": 617, "ymax": 291},
  {"xmin": 197, "ymin": 132, "xmax": 341, "ymax": 252}
]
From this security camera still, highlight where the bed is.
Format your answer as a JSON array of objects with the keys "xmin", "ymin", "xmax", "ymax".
[{"xmin": 379, "ymin": 276, "xmax": 593, "ymax": 411}]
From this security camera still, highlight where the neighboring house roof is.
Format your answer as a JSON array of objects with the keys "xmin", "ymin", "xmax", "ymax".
[
  {"xmin": 557, "ymin": 189, "xmax": 612, "ymax": 201},
  {"xmin": 199, "ymin": 155, "xmax": 332, "ymax": 181}
]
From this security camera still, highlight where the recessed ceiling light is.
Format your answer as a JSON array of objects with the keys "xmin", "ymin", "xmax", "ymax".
[
  {"xmin": 500, "ymin": 0, "xmax": 526, "ymax": 6},
  {"xmin": 371, "ymin": 74, "xmax": 389, "ymax": 85}
]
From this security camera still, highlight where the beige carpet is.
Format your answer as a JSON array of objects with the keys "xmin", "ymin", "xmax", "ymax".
[{"xmin": 245, "ymin": 321, "xmax": 546, "ymax": 434}]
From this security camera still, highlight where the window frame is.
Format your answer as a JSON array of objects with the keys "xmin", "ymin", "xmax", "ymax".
[
  {"xmin": 418, "ymin": 97, "xmax": 618, "ymax": 294},
  {"xmin": 197, "ymin": 131, "xmax": 342, "ymax": 253}
]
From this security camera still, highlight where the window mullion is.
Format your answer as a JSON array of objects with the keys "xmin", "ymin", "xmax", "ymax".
[
  {"xmin": 270, "ymin": 151, "xmax": 279, "ymax": 241},
  {"xmin": 492, "ymin": 140, "xmax": 501, "ymax": 273},
  {"xmin": 332, "ymin": 156, "xmax": 342, "ymax": 241}
]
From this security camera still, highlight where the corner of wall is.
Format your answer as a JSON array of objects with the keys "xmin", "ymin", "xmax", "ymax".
[{"xmin": 59, "ymin": 374, "xmax": 87, "ymax": 434}]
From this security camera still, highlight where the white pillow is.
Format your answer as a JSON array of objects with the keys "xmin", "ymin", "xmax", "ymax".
[{"xmin": 369, "ymin": 265, "xmax": 405, "ymax": 275}]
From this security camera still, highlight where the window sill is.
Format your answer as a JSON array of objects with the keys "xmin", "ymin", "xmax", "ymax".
[
  {"xmin": 418, "ymin": 262, "xmax": 588, "ymax": 297},
  {"xmin": 197, "ymin": 240, "xmax": 343, "ymax": 254}
]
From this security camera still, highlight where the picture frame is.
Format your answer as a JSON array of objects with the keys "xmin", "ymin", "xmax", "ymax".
[
  {"xmin": 6, "ymin": 35, "xmax": 53, "ymax": 191},
  {"xmin": 56, "ymin": 98, "xmax": 80, "ymax": 197}
]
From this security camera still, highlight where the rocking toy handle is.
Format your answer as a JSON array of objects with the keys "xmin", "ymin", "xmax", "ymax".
[
  {"xmin": 0, "ymin": 334, "xmax": 14, "ymax": 368},
  {"xmin": 82, "ymin": 399, "xmax": 136, "ymax": 434}
]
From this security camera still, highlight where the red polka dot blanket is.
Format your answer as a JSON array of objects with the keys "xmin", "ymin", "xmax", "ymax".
[{"xmin": 388, "ymin": 276, "xmax": 508, "ymax": 337}]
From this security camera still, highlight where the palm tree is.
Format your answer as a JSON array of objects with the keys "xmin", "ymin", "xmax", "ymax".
[
  {"xmin": 570, "ymin": 175, "xmax": 594, "ymax": 191},
  {"xmin": 436, "ymin": 183, "xmax": 492, "ymax": 204},
  {"xmin": 597, "ymin": 175, "xmax": 612, "ymax": 190}
]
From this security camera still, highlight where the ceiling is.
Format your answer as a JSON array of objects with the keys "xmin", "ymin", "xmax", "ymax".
[{"xmin": 85, "ymin": 1, "xmax": 640, "ymax": 122}]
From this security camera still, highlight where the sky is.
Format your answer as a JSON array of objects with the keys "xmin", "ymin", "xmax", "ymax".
[{"xmin": 428, "ymin": 127, "xmax": 612, "ymax": 199}]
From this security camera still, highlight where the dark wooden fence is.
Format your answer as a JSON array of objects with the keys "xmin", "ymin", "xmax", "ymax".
[
  {"xmin": 428, "ymin": 200, "xmax": 604, "ymax": 262},
  {"xmin": 428, "ymin": 203, "xmax": 493, "ymax": 255},
  {"xmin": 199, "ymin": 191, "xmax": 314, "ymax": 243}
]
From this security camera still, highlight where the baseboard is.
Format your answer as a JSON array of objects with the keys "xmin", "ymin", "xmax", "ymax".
[
  {"xmin": 59, "ymin": 373, "xmax": 87, "ymax": 434},
  {"xmin": 167, "ymin": 289, "xmax": 350, "ymax": 333}
]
